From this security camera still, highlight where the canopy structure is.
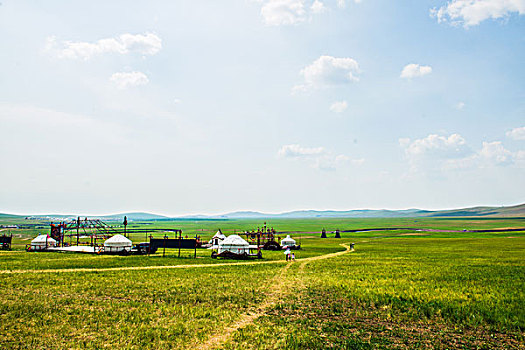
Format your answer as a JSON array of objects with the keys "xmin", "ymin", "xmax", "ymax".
[
  {"xmin": 30, "ymin": 235, "xmax": 57, "ymax": 250},
  {"xmin": 218, "ymin": 234, "xmax": 250, "ymax": 254},
  {"xmin": 280, "ymin": 235, "xmax": 296, "ymax": 247},
  {"xmin": 104, "ymin": 234, "xmax": 132, "ymax": 253}
]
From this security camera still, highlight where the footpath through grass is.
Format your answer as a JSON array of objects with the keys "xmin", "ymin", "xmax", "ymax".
[{"xmin": 226, "ymin": 237, "xmax": 525, "ymax": 349}]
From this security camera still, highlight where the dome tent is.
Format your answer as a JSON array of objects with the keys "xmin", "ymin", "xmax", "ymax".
[
  {"xmin": 104, "ymin": 234, "xmax": 132, "ymax": 253},
  {"xmin": 218, "ymin": 235, "xmax": 250, "ymax": 255},
  {"xmin": 280, "ymin": 235, "xmax": 296, "ymax": 247},
  {"xmin": 30, "ymin": 235, "xmax": 57, "ymax": 250}
]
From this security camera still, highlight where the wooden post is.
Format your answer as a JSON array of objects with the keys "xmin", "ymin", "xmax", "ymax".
[
  {"xmin": 77, "ymin": 217, "xmax": 80, "ymax": 246},
  {"xmin": 163, "ymin": 235, "xmax": 166, "ymax": 257},
  {"xmin": 178, "ymin": 231, "xmax": 182, "ymax": 258}
]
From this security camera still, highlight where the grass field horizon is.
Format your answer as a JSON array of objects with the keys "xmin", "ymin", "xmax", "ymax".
[{"xmin": 0, "ymin": 216, "xmax": 524, "ymax": 349}]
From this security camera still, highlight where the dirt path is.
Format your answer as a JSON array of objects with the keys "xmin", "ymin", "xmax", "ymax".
[
  {"xmin": 0, "ymin": 245, "xmax": 350, "ymax": 275},
  {"xmin": 195, "ymin": 244, "xmax": 351, "ymax": 350}
]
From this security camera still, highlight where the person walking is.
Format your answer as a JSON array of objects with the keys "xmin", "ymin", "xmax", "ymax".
[{"xmin": 284, "ymin": 247, "xmax": 291, "ymax": 261}]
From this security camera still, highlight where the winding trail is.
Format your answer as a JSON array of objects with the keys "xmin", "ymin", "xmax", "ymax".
[
  {"xmin": 195, "ymin": 244, "xmax": 351, "ymax": 350},
  {"xmin": 0, "ymin": 244, "xmax": 351, "ymax": 275}
]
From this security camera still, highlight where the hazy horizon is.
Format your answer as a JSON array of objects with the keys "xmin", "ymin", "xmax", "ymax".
[{"xmin": 3, "ymin": 201, "xmax": 524, "ymax": 218}]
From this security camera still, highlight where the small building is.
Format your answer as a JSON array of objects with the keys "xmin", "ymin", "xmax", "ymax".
[
  {"xmin": 280, "ymin": 235, "xmax": 297, "ymax": 248},
  {"xmin": 104, "ymin": 234, "xmax": 132, "ymax": 253},
  {"xmin": 218, "ymin": 235, "xmax": 250, "ymax": 255},
  {"xmin": 210, "ymin": 230, "xmax": 227, "ymax": 247},
  {"xmin": 30, "ymin": 235, "xmax": 57, "ymax": 251}
]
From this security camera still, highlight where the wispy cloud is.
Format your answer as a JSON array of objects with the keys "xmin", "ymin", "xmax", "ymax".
[
  {"xmin": 329, "ymin": 101, "xmax": 348, "ymax": 113},
  {"xmin": 278, "ymin": 143, "xmax": 363, "ymax": 170},
  {"xmin": 45, "ymin": 33, "xmax": 162, "ymax": 60},
  {"xmin": 400, "ymin": 63, "xmax": 432, "ymax": 79},
  {"xmin": 110, "ymin": 71, "xmax": 149, "ymax": 89},
  {"xmin": 293, "ymin": 55, "xmax": 360, "ymax": 93},
  {"xmin": 400, "ymin": 133, "xmax": 524, "ymax": 174},
  {"xmin": 431, "ymin": 0, "xmax": 525, "ymax": 28},
  {"xmin": 260, "ymin": 0, "xmax": 306, "ymax": 26},
  {"xmin": 506, "ymin": 126, "xmax": 525, "ymax": 140}
]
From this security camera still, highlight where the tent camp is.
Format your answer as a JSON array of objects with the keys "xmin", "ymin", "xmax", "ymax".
[
  {"xmin": 280, "ymin": 235, "xmax": 296, "ymax": 248},
  {"xmin": 210, "ymin": 230, "xmax": 227, "ymax": 247},
  {"xmin": 30, "ymin": 235, "xmax": 57, "ymax": 250},
  {"xmin": 218, "ymin": 235, "xmax": 250, "ymax": 255},
  {"xmin": 104, "ymin": 234, "xmax": 132, "ymax": 253}
]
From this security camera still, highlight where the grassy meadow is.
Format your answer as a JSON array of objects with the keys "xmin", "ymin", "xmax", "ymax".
[{"xmin": 0, "ymin": 217, "xmax": 524, "ymax": 349}]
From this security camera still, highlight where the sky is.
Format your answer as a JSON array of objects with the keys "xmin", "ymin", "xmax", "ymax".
[{"xmin": 0, "ymin": 0, "xmax": 524, "ymax": 216}]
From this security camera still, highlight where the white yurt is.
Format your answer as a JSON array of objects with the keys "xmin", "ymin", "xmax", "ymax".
[
  {"xmin": 210, "ymin": 230, "xmax": 227, "ymax": 246},
  {"xmin": 31, "ymin": 235, "xmax": 57, "ymax": 250},
  {"xmin": 104, "ymin": 234, "xmax": 132, "ymax": 253},
  {"xmin": 218, "ymin": 235, "xmax": 250, "ymax": 255},
  {"xmin": 280, "ymin": 235, "xmax": 296, "ymax": 247}
]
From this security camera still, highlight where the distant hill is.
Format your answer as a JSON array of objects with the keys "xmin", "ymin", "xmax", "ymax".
[
  {"xmin": 429, "ymin": 203, "xmax": 525, "ymax": 218},
  {"xmin": 99, "ymin": 212, "xmax": 169, "ymax": 221},
  {"xmin": 182, "ymin": 203, "xmax": 525, "ymax": 219},
  {"xmin": 0, "ymin": 213, "xmax": 22, "ymax": 218},
  {"xmin": 0, "ymin": 212, "xmax": 169, "ymax": 222},
  {"xmin": 0, "ymin": 203, "xmax": 523, "ymax": 221}
]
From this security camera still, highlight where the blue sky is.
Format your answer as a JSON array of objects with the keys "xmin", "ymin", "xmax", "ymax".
[{"xmin": 0, "ymin": 0, "xmax": 524, "ymax": 215}]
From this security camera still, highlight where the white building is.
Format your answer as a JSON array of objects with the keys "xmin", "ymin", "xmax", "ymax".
[
  {"xmin": 104, "ymin": 234, "xmax": 132, "ymax": 253},
  {"xmin": 210, "ymin": 230, "xmax": 227, "ymax": 247},
  {"xmin": 30, "ymin": 235, "xmax": 57, "ymax": 251},
  {"xmin": 218, "ymin": 235, "xmax": 250, "ymax": 255},
  {"xmin": 280, "ymin": 235, "xmax": 296, "ymax": 247}
]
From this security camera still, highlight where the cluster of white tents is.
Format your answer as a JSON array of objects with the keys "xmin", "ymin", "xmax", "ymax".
[
  {"xmin": 30, "ymin": 230, "xmax": 298, "ymax": 255},
  {"xmin": 30, "ymin": 234, "xmax": 133, "ymax": 253},
  {"xmin": 209, "ymin": 230, "xmax": 297, "ymax": 254}
]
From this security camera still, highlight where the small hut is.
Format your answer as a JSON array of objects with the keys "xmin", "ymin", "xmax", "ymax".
[
  {"xmin": 218, "ymin": 235, "xmax": 250, "ymax": 255},
  {"xmin": 210, "ymin": 230, "xmax": 227, "ymax": 247},
  {"xmin": 280, "ymin": 235, "xmax": 296, "ymax": 248},
  {"xmin": 30, "ymin": 235, "xmax": 57, "ymax": 250},
  {"xmin": 104, "ymin": 234, "xmax": 132, "ymax": 253}
]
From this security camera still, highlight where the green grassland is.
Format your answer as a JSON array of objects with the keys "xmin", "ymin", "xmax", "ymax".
[{"xmin": 0, "ymin": 217, "xmax": 524, "ymax": 349}]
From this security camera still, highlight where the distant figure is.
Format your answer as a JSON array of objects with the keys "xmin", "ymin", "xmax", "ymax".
[
  {"xmin": 350, "ymin": 243, "xmax": 355, "ymax": 251},
  {"xmin": 291, "ymin": 252, "xmax": 295, "ymax": 261},
  {"xmin": 284, "ymin": 248, "xmax": 291, "ymax": 261}
]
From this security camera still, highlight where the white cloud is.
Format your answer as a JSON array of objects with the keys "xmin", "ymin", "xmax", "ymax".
[
  {"xmin": 278, "ymin": 144, "xmax": 326, "ymax": 157},
  {"xmin": 455, "ymin": 101, "xmax": 466, "ymax": 110},
  {"xmin": 401, "ymin": 133, "xmax": 524, "ymax": 173},
  {"xmin": 110, "ymin": 71, "xmax": 149, "ymax": 89},
  {"xmin": 478, "ymin": 141, "xmax": 513, "ymax": 165},
  {"xmin": 261, "ymin": 0, "xmax": 306, "ymax": 26},
  {"xmin": 278, "ymin": 143, "xmax": 362, "ymax": 170},
  {"xmin": 329, "ymin": 101, "xmax": 348, "ymax": 113},
  {"xmin": 311, "ymin": 0, "xmax": 327, "ymax": 13},
  {"xmin": 45, "ymin": 33, "xmax": 162, "ymax": 60},
  {"xmin": 506, "ymin": 126, "xmax": 525, "ymax": 140},
  {"xmin": 400, "ymin": 63, "xmax": 432, "ymax": 79},
  {"xmin": 402, "ymin": 134, "xmax": 469, "ymax": 159},
  {"xmin": 293, "ymin": 55, "xmax": 360, "ymax": 92},
  {"xmin": 431, "ymin": 0, "xmax": 525, "ymax": 27},
  {"xmin": 337, "ymin": 0, "xmax": 363, "ymax": 7}
]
